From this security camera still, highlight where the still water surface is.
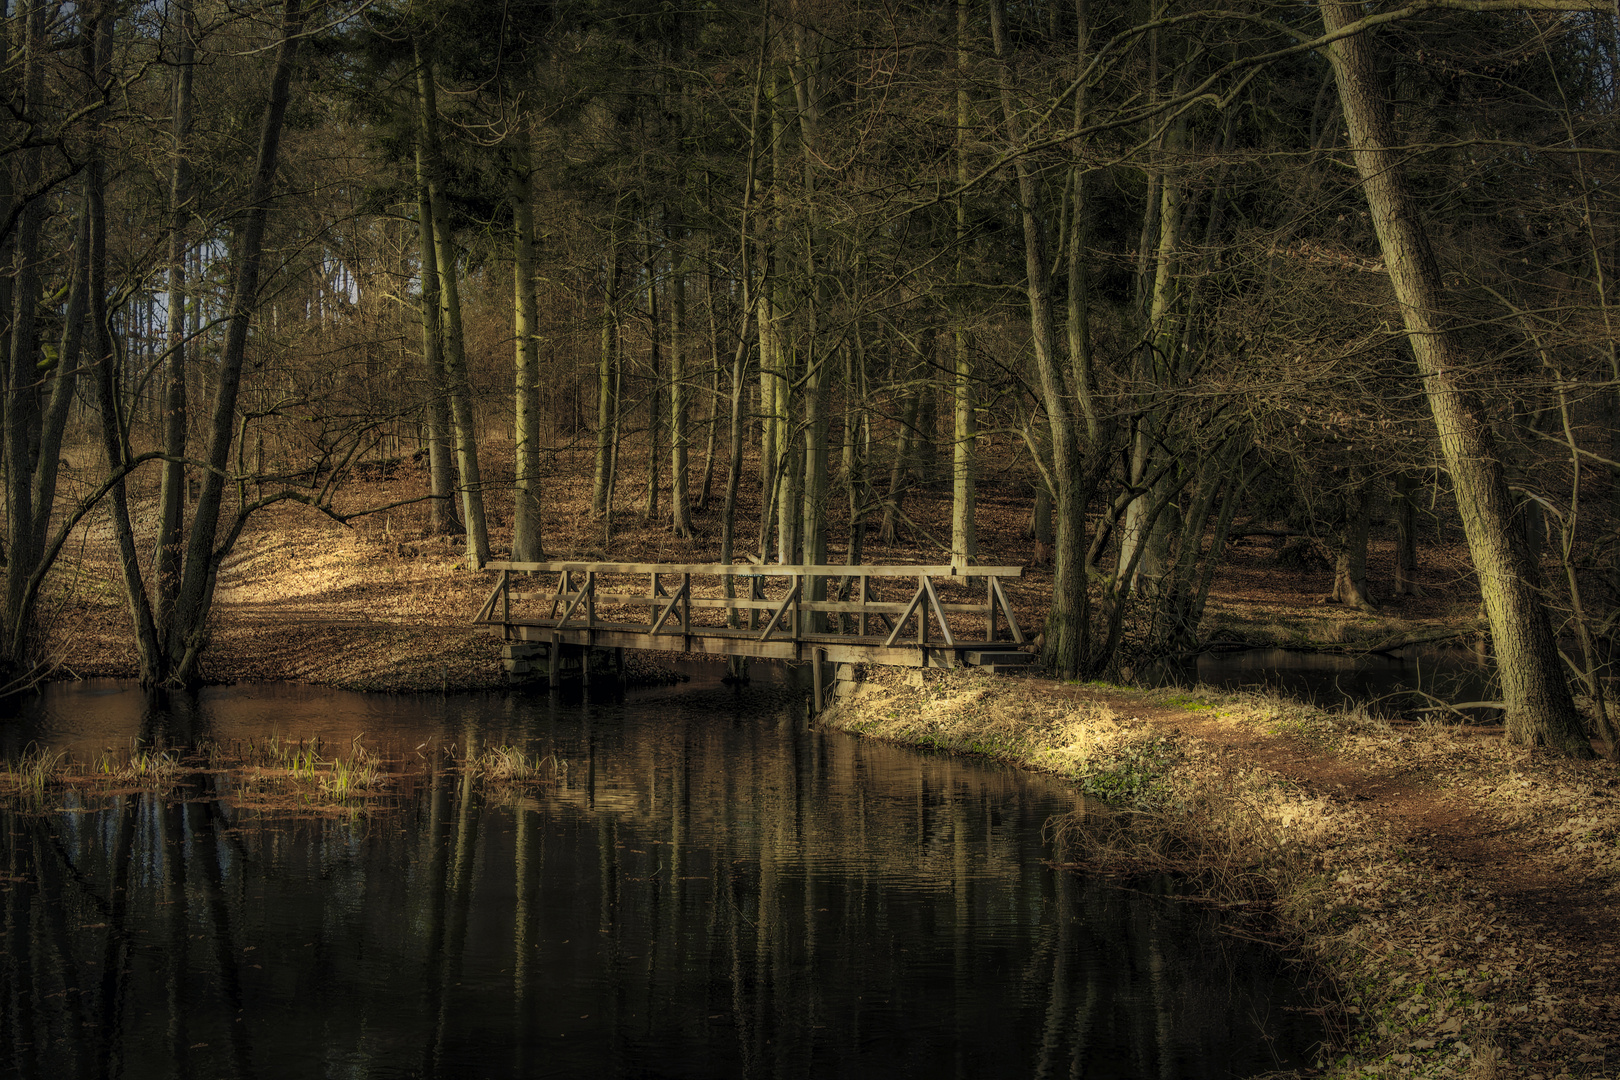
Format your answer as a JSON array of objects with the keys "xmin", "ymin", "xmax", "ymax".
[
  {"xmin": 1, "ymin": 667, "xmax": 1319, "ymax": 1079},
  {"xmin": 1144, "ymin": 645, "xmax": 1497, "ymax": 714}
]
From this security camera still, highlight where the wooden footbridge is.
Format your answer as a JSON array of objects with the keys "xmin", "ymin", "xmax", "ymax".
[{"xmin": 473, "ymin": 560, "xmax": 1031, "ymax": 702}]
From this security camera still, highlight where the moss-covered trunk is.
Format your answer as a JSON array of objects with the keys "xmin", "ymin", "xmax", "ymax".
[{"xmin": 1324, "ymin": 0, "xmax": 1589, "ymax": 755}]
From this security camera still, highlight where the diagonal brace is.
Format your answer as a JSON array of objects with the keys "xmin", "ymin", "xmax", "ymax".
[
  {"xmin": 759, "ymin": 578, "xmax": 802, "ymax": 640},
  {"xmin": 883, "ymin": 585, "xmax": 928, "ymax": 648},
  {"xmin": 921, "ymin": 576, "xmax": 955, "ymax": 649}
]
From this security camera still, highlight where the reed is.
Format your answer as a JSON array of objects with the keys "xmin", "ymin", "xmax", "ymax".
[
  {"xmin": 0, "ymin": 745, "xmax": 68, "ymax": 805},
  {"xmin": 468, "ymin": 745, "xmax": 558, "ymax": 784}
]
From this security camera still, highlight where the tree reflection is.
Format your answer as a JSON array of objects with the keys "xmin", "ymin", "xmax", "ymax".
[{"xmin": 0, "ymin": 688, "xmax": 1318, "ymax": 1078}]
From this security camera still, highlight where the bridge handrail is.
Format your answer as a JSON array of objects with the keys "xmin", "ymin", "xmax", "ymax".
[
  {"xmin": 474, "ymin": 559, "xmax": 1026, "ymax": 652},
  {"xmin": 483, "ymin": 560, "xmax": 1023, "ymax": 578}
]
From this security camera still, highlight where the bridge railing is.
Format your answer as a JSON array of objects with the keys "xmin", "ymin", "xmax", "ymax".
[{"xmin": 473, "ymin": 560, "xmax": 1025, "ymax": 652}]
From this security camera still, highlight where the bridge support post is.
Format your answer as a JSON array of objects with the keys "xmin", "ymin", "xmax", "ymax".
[{"xmin": 811, "ymin": 647, "xmax": 825, "ymax": 714}]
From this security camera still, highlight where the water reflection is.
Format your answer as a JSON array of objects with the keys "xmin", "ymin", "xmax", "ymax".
[{"xmin": 0, "ymin": 672, "xmax": 1319, "ymax": 1078}]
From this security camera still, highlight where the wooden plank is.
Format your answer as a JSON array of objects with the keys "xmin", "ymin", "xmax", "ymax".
[
  {"xmin": 922, "ymin": 576, "xmax": 955, "ymax": 649},
  {"xmin": 991, "ymin": 577, "xmax": 1026, "ymax": 645},
  {"xmin": 501, "ymin": 623, "xmax": 955, "ymax": 668},
  {"xmin": 883, "ymin": 585, "xmax": 927, "ymax": 648},
  {"xmin": 567, "ymin": 593, "xmax": 988, "ymax": 616},
  {"xmin": 486, "ymin": 559, "xmax": 1024, "ymax": 578}
]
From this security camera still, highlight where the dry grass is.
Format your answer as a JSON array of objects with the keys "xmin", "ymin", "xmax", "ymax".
[{"xmin": 468, "ymin": 744, "xmax": 559, "ymax": 784}]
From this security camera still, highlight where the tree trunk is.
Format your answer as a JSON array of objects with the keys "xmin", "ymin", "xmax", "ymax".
[
  {"xmin": 165, "ymin": 0, "xmax": 307, "ymax": 685},
  {"xmin": 991, "ymin": 0, "xmax": 1091, "ymax": 676},
  {"xmin": 1032, "ymin": 483, "xmax": 1052, "ymax": 566},
  {"xmin": 879, "ymin": 385, "xmax": 918, "ymax": 544},
  {"xmin": 669, "ymin": 230, "xmax": 692, "ymax": 537},
  {"xmin": 697, "ymin": 251, "xmax": 722, "ymax": 511},
  {"xmin": 800, "ymin": 338, "xmax": 828, "ymax": 622},
  {"xmin": 756, "ymin": 278, "xmax": 778, "ymax": 557},
  {"xmin": 792, "ymin": 29, "xmax": 827, "ymax": 602},
  {"xmin": 415, "ymin": 164, "xmax": 457, "ymax": 537},
  {"xmin": 417, "ymin": 40, "xmax": 489, "ymax": 568},
  {"xmin": 1117, "ymin": 115, "xmax": 1189, "ymax": 597},
  {"xmin": 950, "ymin": 0, "xmax": 976, "ymax": 571},
  {"xmin": 510, "ymin": 132, "xmax": 544, "ymax": 562},
  {"xmin": 591, "ymin": 246, "xmax": 620, "ymax": 515},
  {"xmin": 1323, "ymin": 0, "xmax": 1590, "ymax": 756},
  {"xmin": 642, "ymin": 238, "xmax": 662, "ymax": 524},
  {"xmin": 2, "ymin": 0, "xmax": 45, "ymax": 672},
  {"xmin": 844, "ymin": 336, "xmax": 870, "ymax": 571},
  {"xmin": 154, "ymin": 0, "xmax": 197, "ymax": 643},
  {"xmin": 1392, "ymin": 471, "xmax": 1424, "ymax": 598},
  {"xmin": 1330, "ymin": 478, "xmax": 1377, "ymax": 611}
]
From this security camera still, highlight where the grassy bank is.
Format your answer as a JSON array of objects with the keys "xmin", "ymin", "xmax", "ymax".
[{"xmin": 823, "ymin": 666, "xmax": 1620, "ymax": 1079}]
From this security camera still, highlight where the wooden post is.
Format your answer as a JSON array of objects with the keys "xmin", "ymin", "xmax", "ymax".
[
  {"xmin": 681, "ymin": 572, "xmax": 691, "ymax": 638},
  {"xmin": 812, "ymin": 646, "xmax": 824, "ymax": 713},
  {"xmin": 917, "ymin": 576, "xmax": 929, "ymax": 648},
  {"xmin": 500, "ymin": 569, "xmax": 511, "ymax": 640},
  {"xmin": 586, "ymin": 570, "xmax": 596, "ymax": 629},
  {"xmin": 858, "ymin": 575, "xmax": 869, "ymax": 637},
  {"xmin": 792, "ymin": 575, "xmax": 803, "ymax": 643},
  {"xmin": 549, "ymin": 630, "xmax": 560, "ymax": 688},
  {"xmin": 986, "ymin": 576, "xmax": 996, "ymax": 641}
]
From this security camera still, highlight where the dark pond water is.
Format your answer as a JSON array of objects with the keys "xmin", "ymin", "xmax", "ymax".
[
  {"xmin": 0, "ymin": 667, "xmax": 1321, "ymax": 1079},
  {"xmin": 1142, "ymin": 646, "xmax": 1498, "ymax": 715}
]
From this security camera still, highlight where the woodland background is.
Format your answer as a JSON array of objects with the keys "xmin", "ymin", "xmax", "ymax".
[{"xmin": 2, "ymin": 0, "xmax": 1618, "ymax": 755}]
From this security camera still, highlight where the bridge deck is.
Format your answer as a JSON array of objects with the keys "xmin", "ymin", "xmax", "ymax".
[{"xmin": 474, "ymin": 559, "xmax": 1028, "ymax": 670}]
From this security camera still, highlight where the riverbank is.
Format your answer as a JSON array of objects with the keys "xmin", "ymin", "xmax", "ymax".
[{"xmin": 822, "ymin": 667, "xmax": 1620, "ymax": 1079}]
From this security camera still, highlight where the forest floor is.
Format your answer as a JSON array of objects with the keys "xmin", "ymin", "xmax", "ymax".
[{"xmin": 21, "ymin": 446, "xmax": 1616, "ymax": 1078}]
